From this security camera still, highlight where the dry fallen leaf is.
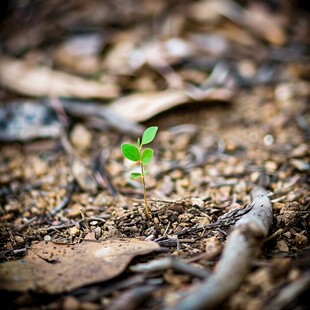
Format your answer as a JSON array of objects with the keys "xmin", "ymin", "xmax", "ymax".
[
  {"xmin": 108, "ymin": 90, "xmax": 187, "ymax": 122},
  {"xmin": 108, "ymin": 88, "xmax": 234, "ymax": 122},
  {"xmin": 0, "ymin": 56, "xmax": 119, "ymax": 99},
  {"xmin": 0, "ymin": 239, "xmax": 159, "ymax": 293}
]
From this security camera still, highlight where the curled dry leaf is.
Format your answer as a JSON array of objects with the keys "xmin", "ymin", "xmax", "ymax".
[
  {"xmin": 0, "ymin": 56, "xmax": 119, "ymax": 99},
  {"xmin": 0, "ymin": 239, "xmax": 159, "ymax": 294}
]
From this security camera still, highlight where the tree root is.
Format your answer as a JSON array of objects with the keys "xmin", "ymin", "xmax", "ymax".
[{"xmin": 168, "ymin": 186, "xmax": 273, "ymax": 310}]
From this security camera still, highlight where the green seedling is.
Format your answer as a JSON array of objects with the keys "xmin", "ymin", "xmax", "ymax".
[{"xmin": 121, "ymin": 126, "xmax": 158, "ymax": 219}]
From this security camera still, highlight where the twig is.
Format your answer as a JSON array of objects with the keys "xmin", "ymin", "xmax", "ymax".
[
  {"xmin": 79, "ymin": 207, "xmax": 91, "ymax": 232},
  {"xmin": 46, "ymin": 223, "xmax": 76, "ymax": 232},
  {"xmin": 168, "ymin": 186, "xmax": 273, "ymax": 310},
  {"xmin": 176, "ymin": 203, "xmax": 253, "ymax": 237},
  {"xmin": 131, "ymin": 257, "xmax": 210, "ymax": 279},
  {"xmin": 107, "ymin": 285, "xmax": 157, "ymax": 310},
  {"xmin": 17, "ymin": 216, "xmax": 38, "ymax": 232},
  {"xmin": 265, "ymin": 228, "xmax": 284, "ymax": 242},
  {"xmin": 157, "ymin": 238, "xmax": 195, "ymax": 248}
]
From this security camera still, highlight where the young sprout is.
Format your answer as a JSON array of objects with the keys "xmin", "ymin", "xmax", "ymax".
[{"xmin": 121, "ymin": 126, "xmax": 158, "ymax": 219}]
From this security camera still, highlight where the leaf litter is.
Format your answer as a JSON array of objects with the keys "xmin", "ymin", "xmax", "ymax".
[
  {"xmin": 0, "ymin": 0, "xmax": 309, "ymax": 309},
  {"xmin": 0, "ymin": 239, "xmax": 159, "ymax": 294}
]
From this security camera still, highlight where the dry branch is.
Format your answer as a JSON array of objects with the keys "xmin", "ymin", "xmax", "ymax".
[{"xmin": 169, "ymin": 186, "xmax": 273, "ymax": 310}]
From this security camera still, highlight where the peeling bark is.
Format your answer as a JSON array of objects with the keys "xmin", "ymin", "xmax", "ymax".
[{"xmin": 169, "ymin": 186, "xmax": 273, "ymax": 310}]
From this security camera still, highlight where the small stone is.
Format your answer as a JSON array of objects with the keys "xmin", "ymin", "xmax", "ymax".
[
  {"xmin": 290, "ymin": 159, "xmax": 310, "ymax": 171},
  {"xmin": 234, "ymin": 165, "xmax": 245, "ymax": 175},
  {"xmin": 275, "ymin": 83, "xmax": 294, "ymax": 101},
  {"xmin": 153, "ymin": 217, "xmax": 159, "ymax": 225},
  {"xmin": 15, "ymin": 236, "xmax": 24, "ymax": 245},
  {"xmin": 219, "ymin": 185, "xmax": 231, "ymax": 196},
  {"xmin": 4, "ymin": 201, "xmax": 20, "ymax": 212},
  {"xmin": 263, "ymin": 134, "xmax": 274, "ymax": 146},
  {"xmin": 85, "ymin": 231, "xmax": 96, "ymax": 240},
  {"xmin": 63, "ymin": 296, "xmax": 80, "ymax": 310},
  {"xmin": 250, "ymin": 171, "xmax": 260, "ymax": 183},
  {"xmin": 264, "ymin": 161, "xmax": 278, "ymax": 172},
  {"xmin": 31, "ymin": 206, "xmax": 41, "ymax": 215},
  {"xmin": 294, "ymin": 233, "xmax": 308, "ymax": 248},
  {"xmin": 191, "ymin": 197, "xmax": 204, "ymax": 208},
  {"xmin": 172, "ymin": 250, "xmax": 181, "ymax": 256},
  {"xmin": 69, "ymin": 226, "xmax": 80, "ymax": 237},
  {"xmin": 170, "ymin": 170, "xmax": 183, "ymax": 180},
  {"xmin": 94, "ymin": 227, "xmax": 102, "ymax": 239},
  {"xmin": 238, "ymin": 59, "xmax": 256, "ymax": 78},
  {"xmin": 66, "ymin": 203, "xmax": 83, "ymax": 218},
  {"xmin": 209, "ymin": 167, "xmax": 220, "ymax": 178},
  {"xmin": 70, "ymin": 124, "xmax": 92, "ymax": 151},
  {"xmin": 33, "ymin": 158, "xmax": 48, "ymax": 177},
  {"xmin": 190, "ymin": 167, "xmax": 203, "ymax": 180},
  {"xmin": 288, "ymin": 269, "xmax": 301, "ymax": 281},
  {"xmin": 6, "ymin": 242, "xmax": 14, "ymax": 250},
  {"xmin": 225, "ymin": 141, "xmax": 238, "ymax": 152},
  {"xmin": 175, "ymin": 178, "xmax": 190, "ymax": 195},
  {"xmin": 235, "ymin": 180, "xmax": 246, "ymax": 193},
  {"xmin": 205, "ymin": 236, "xmax": 222, "ymax": 257},
  {"xmin": 44, "ymin": 235, "xmax": 52, "ymax": 241},
  {"xmin": 276, "ymin": 240, "xmax": 289, "ymax": 252},
  {"xmin": 291, "ymin": 144, "xmax": 308, "ymax": 157}
]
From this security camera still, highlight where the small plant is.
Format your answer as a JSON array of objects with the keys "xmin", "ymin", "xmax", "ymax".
[{"xmin": 121, "ymin": 126, "xmax": 158, "ymax": 219}]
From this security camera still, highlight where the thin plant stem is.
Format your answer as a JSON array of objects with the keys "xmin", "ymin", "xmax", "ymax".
[
  {"xmin": 139, "ymin": 146, "xmax": 151, "ymax": 219},
  {"xmin": 140, "ymin": 163, "xmax": 151, "ymax": 219}
]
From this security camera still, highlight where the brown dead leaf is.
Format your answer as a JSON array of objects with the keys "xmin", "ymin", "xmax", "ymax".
[
  {"xmin": 0, "ymin": 239, "xmax": 159, "ymax": 293},
  {"xmin": 108, "ymin": 88, "xmax": 234, "ymax": 122},
  {"xmin": 108, "ymin": 90, "xmax": 187, "ymax": 122},
  {"xmin": 0, "ymin": 56, "xmax": 119, "ymax": 99}
]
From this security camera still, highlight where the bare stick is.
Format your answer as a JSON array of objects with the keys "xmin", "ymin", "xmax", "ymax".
[{"xmin": 168, "ymin": 186, "xmax": 273, "ymax": 310}]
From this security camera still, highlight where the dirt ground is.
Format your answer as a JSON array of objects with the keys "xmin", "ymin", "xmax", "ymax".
[{"xmin": 0, "ymin": 1, "xmax": 309, "ymax": 309}]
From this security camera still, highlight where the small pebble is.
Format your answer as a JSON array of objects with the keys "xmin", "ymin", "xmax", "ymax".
[
  {"xmin": 44, "ymin": 235, "xmax": 52, "ymax": 241},
  {"xmin": 70, "ymin": 124, "xmax": 92, "ymax": 151}
]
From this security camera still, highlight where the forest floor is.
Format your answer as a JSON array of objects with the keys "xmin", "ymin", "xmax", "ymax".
[{"xmin": 0, "ymin": 1, "xmax": 309, "ymax": 309}]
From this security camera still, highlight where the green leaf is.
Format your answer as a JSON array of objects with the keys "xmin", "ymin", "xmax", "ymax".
[
  {"xmin": 142, "ymin": 148, "xmax": 154, "ymax": 166},
  {"xmin": 141, "ymin": 126, "xmax": 158, "ymax": 145},
  {"xmin": 121, "ymin": 144, "xmax": 140, "ymax": 162},
  {"xmin": 137, "ymin": 137, "xmax": 141, "ymax": 147},
  {"xmin": 130, "ymin": 172, "xmax": 142, "ymax": 179},
  {"xmin": 144, "ymin": 168, "xmax": 150, "ymax": 176}
]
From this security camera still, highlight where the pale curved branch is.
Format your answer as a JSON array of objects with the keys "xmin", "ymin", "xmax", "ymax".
[{"xmin": 168, "ymin": 186, "xmax": 273, "ymax": 310}]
